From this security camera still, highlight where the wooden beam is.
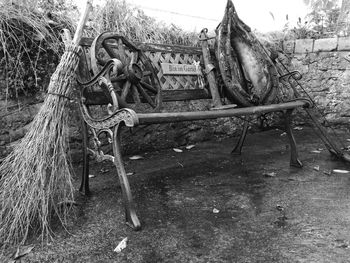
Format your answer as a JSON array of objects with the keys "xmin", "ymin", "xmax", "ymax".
[
  {"xmin": 83, "ymin": 89, "xmax": 211, "ymax": 105},
  {"xmin": 199, "ymin": 29, "xmax": 222, "ymax": 108},
  {"xmin": 79, "ymin": 37, "xmax": 213, "ymax": 55},
  {"xmin": 137, "ymin": 100, "xmax": 310, "ymax": 125}
]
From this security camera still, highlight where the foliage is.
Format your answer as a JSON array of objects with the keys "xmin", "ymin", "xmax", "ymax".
[
  {"xmin": 283, "ymin": 17, "xmax": 321, "ymax": 40},
  {"xmin": 0, "ymin": 0, "xmax": 75, "ymax": 100},
  {"xmin": 87, "ymin": 0, "xmax": 198, "ymax": 46},
  {"xmin": 283, "ymin": 0, "xmax": 342, "ymax": 39},
  {"xmin": 0, "ymin": 0, "xmax": 200, "ymax": 102}
]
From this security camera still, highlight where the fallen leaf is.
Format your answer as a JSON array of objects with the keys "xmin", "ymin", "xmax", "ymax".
[
  {"xmin": 177, "ymin": 162, "xmax": 184, "ymax": 168},
  {"xmin": 324, "ymin": 170, "xmax": 332, "ymax": 176},
  {"xmin": 333, "ymin": 169, "xmax": 350, "ymax": 174},
  {"xmin": 263, "ymin": 172, "xmax": 276, "ymax": 177},
  {"xmin": 317, "ymin": 148, "xmax": 323, "ymax": 151},
  {"xmin": 276, "ymin": 205, "xmax": 284, "ymax": 212},
  {"xmin": 100, "ymin": 168, "xmax": 109, "ymax": 173},
  {"xmin": 280, "ymin": 132, "xmax": 286, "ymax": 136},
  {"xmin": 126, "ymin": 172, "xmax": 134, "ymax": 176},
  {"xmin": 173, "ymin": 148, "xmax": 183, "ymax": 153},
  {"xmin": 310, "ymin": 150, "xmax": 321, "ymax": 154},
  {"xmin": 313, "ymin": 166, "xmax": 320, "ymax": 171},
  {"xmin": 129, "ymin": 155, "xmax": 144, "ymax": 160},
  {"xmin": 185, "ymin": 145, "xmax": 195, "ymax": 150},
  {"xmin": 293, "ymin": 126, "xmax": 303, "ymax": 130},
  {"xmin": 89, "ymin": 174, "xmax": 96, "ymax": 178},
  {"xmin": 114, "ymin": 237, "xmax": 128, "ymax": 253},
  {"xmin": 213, "ymin": 208, "xmax": 220, "ymax": 214},
  {"xmin": 13, "ymin": 245, "xmax": 34, "ymax": 260}
]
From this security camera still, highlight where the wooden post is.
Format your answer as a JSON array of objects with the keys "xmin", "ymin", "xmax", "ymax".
[
  {"xmin": 73, "ymin": 0, "xmax": 93, "ymax": 46},
  {"xmin": 199, "ymin": 28, "xmax": 222, "ymax": 108}
]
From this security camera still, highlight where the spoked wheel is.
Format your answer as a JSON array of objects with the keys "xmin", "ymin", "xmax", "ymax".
[{"xmin": 90, "ymin": 32, "xmax": 162, "ymax": 111}]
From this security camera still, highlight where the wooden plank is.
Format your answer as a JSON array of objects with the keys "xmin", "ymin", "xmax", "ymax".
[
  {"xmin": 162, "ymin": 89, "xmax": 210, "ymax": 101},
  {"xmin": 199, "ymin": 29, "xmax": 222, "ymax": 107},
  {"xmin": 136, "ymin": 42, "xmax": 203, "ymax": 54},
  {"xmin": 137, "ymin": 100, "xmax": 310, "ymax": 125},
  {"xmin": 161, "ymin": 63, "xmax": 201, "ymax": 75},
  {"xmin": 83, "ymin": 89, "xmax": 211, "ymax": 105},
  {"xmin": 79, "ymin": 37, "xmax": 213, "ymax": 55}
]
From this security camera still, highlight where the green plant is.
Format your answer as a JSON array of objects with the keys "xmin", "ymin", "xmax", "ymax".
[
  {"xmin": 0, "ymin": 0, "xmax": 75, "ymax": 101},
  {"xmin": 88, "ymin": 0, "xmax": 198, "ymax": 45},
  {"xmin": 283, "ymin": 17, "xmax": 320, "ymax": 40}
]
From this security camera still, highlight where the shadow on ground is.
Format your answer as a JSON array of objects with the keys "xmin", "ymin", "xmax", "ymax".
[{"xmin": 9, "ymin": 127, "xmax": 350, "ymax": 262}]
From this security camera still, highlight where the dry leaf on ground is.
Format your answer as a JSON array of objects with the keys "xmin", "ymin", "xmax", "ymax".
[
  {"xmin": 129, "ymin": 155, "xmax": 144, "ymax": 160},
  {"xmin": 263, "ymin": 172, "xmax": 276, "ymax": 177},
  {"xmin": 310, "ymin": 150, "xmax": 321, "ymax": 154},
  {"xmin": 114, "ymin": 237, "xmax": 128, "ymax": 253},
  {"xmin": 186, "ymin": 145, "xmax": 195, "ymax": 150},
  {"xmin": 213, "ymin": 208, "xmax": 220, "ymax": 214},
  {"xmin": 13, "ymin": 245, "xmax": 34, "ymax": 260},
  {"xmin": 173, "ymin": 148, "xmax": 183, "ymax": 153},
  {"xmin": 333, "ymin": 169, "xmax": 350, "ymax": 174}
]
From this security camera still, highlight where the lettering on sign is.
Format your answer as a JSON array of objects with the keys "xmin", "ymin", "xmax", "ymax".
[{"xmin": 161, "ymin": 63, "xmax": 201, "ymax": 75}]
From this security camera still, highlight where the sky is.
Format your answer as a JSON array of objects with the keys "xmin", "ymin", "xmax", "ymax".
[{"xmin": 76, "ymin": 0, "xmax": 309, "ymax": 33}]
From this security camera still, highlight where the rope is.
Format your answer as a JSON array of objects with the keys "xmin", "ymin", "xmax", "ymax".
[{"xmin": 47, "ymin": 92, "xmax": 74, "ymax": 101}]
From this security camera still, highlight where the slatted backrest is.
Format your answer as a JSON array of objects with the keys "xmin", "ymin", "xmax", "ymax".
[
  {"xmin": 137, "ymin": 43, "xmax": 204, "ymax": 90},
  {"xmin": 78, "ymin": 37, "xmax": 213, "ymax": 106}
]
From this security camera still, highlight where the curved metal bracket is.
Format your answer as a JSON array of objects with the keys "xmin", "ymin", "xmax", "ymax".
[
  {"xmin": 279, "ymin": 71, "xmax": 302, "ymax": 83},
  {"xmin": 80, "ymin": 105, "xmax": 139, "ymax": 130},
  {"xmin": 91, "ymin": 31, "xmax": 140, "ymax": 75},
  {"xmin": 77, "ymin": 58, "xmax": 123, "ymax": 87}
]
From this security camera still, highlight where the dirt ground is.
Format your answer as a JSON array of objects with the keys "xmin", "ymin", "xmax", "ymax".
[{"xmin": 4, "ymin": 127, "xmax": 350, "ymax": 262}]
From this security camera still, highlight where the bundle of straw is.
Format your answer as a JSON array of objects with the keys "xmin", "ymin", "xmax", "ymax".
[{"xmin": 0, "ymin": 1, "xmax": 92, "ymax": 246}]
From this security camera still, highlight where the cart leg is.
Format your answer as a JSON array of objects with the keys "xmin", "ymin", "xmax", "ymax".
[
  {"xmin": 285, "ymin": 109, "xmax": 303, "ymax": 168},
  {"xmin": 232, "ymin": 118, "xmax": 249, "ymax": 155},
  {"xmin": 112, "ymin": 124, "xmax": 141, "ymax": 230},
  {"xmin": 79, "ymin": 120, "xmax": 91, "ymax": 195}
]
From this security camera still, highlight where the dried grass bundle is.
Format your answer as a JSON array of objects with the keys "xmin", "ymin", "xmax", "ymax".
[
  {"xmin": 0, "ymin": 1, "xmax": 92, "ymax": 246},
  {"xmin": 89, "ymin": 0, "xmax": 198, "ymax": 46},
  {"xmin": 0, "ymin": 1, "xmax": 75, "ymax": 100}
]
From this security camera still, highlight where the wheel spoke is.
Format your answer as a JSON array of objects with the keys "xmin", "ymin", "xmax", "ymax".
[
  {"xmin": 136, "ymin": 83, "xmax": 156, "ymax": 108},
  {"xmin": 91, "ymin": 32, "xmax": 162, "ymax": 110},
  {"xmin": 140, "ymin": 81, "xmax": 157, "ymax": 94},
  {"xmin": 111, "ymin": 74, "xmax": 126, "ymax": 82},
  {"xmin": 131, "ymin": 85, "xmax": 141, "ymax": 104},
  {"xmin": 121, "ymin": 81, "xmax": 131, "ymax": 100},
  {"xmin": 130, "ymin": 52, "xmax": 138, "ymax": 64},
  {"xmin": 118, "ymin": 39, "xmax": 128, "ymax": 64},
  {"xmin": 102, "ymin": 42, "xmax": 119, "ymax": 60}
]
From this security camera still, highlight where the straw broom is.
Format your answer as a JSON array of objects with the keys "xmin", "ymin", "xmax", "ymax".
[{"xmin": 0, "ymin": 0, "xmax": 92, "ymax": 246}]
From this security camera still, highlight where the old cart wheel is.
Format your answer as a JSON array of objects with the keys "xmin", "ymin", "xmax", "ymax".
[{"xmin": 91, "ymin": 32, "xmax": 162, "ymax": 110}]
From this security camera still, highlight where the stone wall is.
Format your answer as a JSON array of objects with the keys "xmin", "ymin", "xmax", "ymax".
[
  {"xmin": 0, "ymin": 94, "xmax": 246, "ymax": 163},
  {"xmin": 283, "ymin": 37, "xmax": 350, "ymax": 125},
  {"xmin": 2, "ymin": 36, "xmax": 350, "ymax": 162}
]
